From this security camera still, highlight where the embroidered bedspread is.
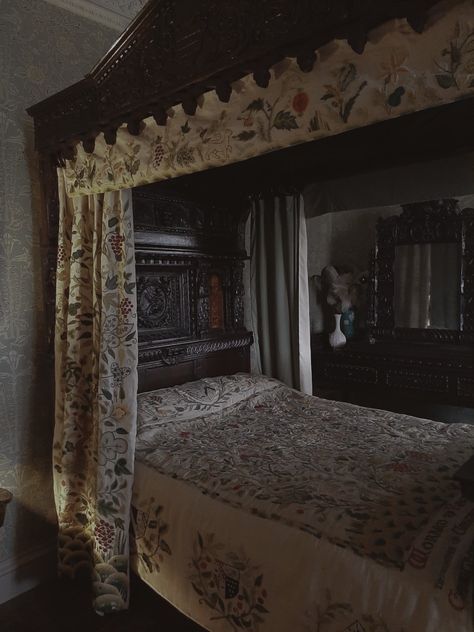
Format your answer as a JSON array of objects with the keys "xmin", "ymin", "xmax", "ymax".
[{"xmin": 131, "ymin": 374, "xmax": 474, "ymax": 632}]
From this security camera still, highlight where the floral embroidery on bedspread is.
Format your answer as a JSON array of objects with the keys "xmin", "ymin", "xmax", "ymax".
[
  {"xmin": 132, "ymin": 502, "xmax": 172, "ymax": 574},
  {"xmin": 189, "ymin": 532, "xmax": 270, "ymax": 631},
  {"xmin": 136, "ymin": 383, "xmax": 474, "ymax": 569},
  {"xmin": 303, "ymin": 590, "xmax": 402, "ymax": 632}
]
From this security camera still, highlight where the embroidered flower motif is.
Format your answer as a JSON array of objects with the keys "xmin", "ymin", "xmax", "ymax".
[
  {"xmin": 133, "ymin": 504, "xmax": 172, "ymax": 574},
  {"xmin": 113, "ymin": 405, "xmax": 128, "ymax": 420},
  {"xmin": 378, "ymin": 49, "xmax": 409, "ymax": 85},
  {"xmin": 189, "ymin": 532, "xmax": 270, "ymax": 629},
  {"xmin": 102, "ymin": 315, "xmax": 135, "ymax": 348},
  {"xmin": 110, "ymin": 362, "xmax": 132, "ymax": 387},
  {"xmin": 292, "ymin": 91, "xmax": 309, "ymax": 115},
  {"xmin": 98, "ymin": 431, "xmax": 127, "ymax": 466}
]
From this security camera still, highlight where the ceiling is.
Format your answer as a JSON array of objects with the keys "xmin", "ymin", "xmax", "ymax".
[{"xmin": 43, "ymin": 0, "xmax": 148, "ymax": 32}]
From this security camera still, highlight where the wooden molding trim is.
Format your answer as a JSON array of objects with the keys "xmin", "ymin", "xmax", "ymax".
[{"xmin": 0, "ymin": 542, "xmax": 57, "ymax": 605}]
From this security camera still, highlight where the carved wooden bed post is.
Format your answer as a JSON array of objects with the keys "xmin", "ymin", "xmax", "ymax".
[{"xmin": 37, "ymin": 152, "xmax": 60, "ymax": 348}]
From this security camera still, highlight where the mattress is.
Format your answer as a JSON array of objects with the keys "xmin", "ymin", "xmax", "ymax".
[{"xmin": 131, "ymin": 373, "xmax": 474, "ymax": 632}]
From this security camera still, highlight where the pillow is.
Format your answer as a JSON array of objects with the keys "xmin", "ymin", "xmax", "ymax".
[{"xmin": 137, "ymin": 373, "xmax": 279, "ymax": 432}]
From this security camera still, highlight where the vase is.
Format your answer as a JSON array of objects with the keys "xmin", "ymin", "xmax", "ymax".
[
  {"xmin": 341, "ymin": 307, "xmax": 355, "ymax": 340},
  {"xmin": 329, "ymin": 313, "xmax": 346, "ymax": 349}
]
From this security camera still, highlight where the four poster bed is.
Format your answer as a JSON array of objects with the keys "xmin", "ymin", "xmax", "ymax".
[{"xmin": 28, "ymin": 1, "xmax": 474, "ymax": 630}]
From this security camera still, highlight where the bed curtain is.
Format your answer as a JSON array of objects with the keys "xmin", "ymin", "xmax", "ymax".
[
  {"xmin": 250, "ymin": 194, "xmax": 312, "ymax": 394},
  {"xmin": 54, "ymin": 174, "xmax": 138, "ymax": 613}
]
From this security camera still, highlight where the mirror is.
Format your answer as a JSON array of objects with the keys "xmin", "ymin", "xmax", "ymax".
[
  {"xmin": 370, "ymin": 199, "xmax": 474, "ymax": 344},
  {"xmin": 393, "ymin": 242, "xmax": 461, "ymax": 329}
]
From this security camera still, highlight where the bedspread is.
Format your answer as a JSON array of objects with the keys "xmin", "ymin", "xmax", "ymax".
[{"xmin": 131, "ymin": 374, "xmax": 474, "ymax": 632}]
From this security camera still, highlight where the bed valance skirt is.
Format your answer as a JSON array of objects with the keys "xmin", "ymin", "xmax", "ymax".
[
  {"xmin": 54, "ymin": 175, "xmax": 138, "ymax": 613},
  {"xmin": 61, "ymin": 1, "xmax": 474, "ymax": 198}
]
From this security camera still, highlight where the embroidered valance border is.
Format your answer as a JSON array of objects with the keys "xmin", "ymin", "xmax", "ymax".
[{"xmin": 63, "ymin": 1, "xmax": 474, "ymax": 197}]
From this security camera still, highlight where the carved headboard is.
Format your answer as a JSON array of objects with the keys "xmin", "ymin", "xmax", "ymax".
[{"xmin": 133, "ymin": 184, "xmax": 253, "ymax": 392}]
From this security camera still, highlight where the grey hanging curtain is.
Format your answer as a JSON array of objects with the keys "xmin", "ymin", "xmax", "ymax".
[{"xmin": 250, "ymin": 194, "xmax": 312, "ymax": 394}]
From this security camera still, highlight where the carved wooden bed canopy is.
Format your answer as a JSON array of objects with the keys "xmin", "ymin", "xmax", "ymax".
[
  {"xmin": 27, "ymin": 0, "xmax": 474, "ymax": 387},
  {"xmin": 28, "ymin": 0, "xmax": 446, "ymax": 160}
]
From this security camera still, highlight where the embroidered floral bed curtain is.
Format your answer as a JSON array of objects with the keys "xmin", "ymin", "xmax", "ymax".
[
  {"xmin": 54, "ymin": 174, "xmax": 138, "ymax": 614},
  {"xmin": 62, "ymin": 1, "xmax": 474, "ymax": 198}
]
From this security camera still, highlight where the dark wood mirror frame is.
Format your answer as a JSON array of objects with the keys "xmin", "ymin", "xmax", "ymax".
[{"xmin": 369, "ymin": 199, "xmax": 474, "ymax": 344}]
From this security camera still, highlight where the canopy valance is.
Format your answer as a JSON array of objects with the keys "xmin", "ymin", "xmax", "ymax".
[
  {"xmin": 63, "ymin": 1, "xmax": 474, "ymax": 196},
  {"xmin": 29, "ymin": 0, "xmax": 474, "ymax": 198}
]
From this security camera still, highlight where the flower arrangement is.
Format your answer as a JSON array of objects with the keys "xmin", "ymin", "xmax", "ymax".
[{"xmin": 314, "ymin": 265, "xmax": 367, "ymax": 314}]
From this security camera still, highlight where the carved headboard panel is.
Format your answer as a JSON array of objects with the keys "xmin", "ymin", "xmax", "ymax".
[{"xmin": 133, "ymin": 185, "xmax": 252, "ymax": 392}]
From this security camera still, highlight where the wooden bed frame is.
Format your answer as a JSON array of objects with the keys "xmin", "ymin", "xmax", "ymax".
[{"xmin": 27, "ymin": 0, "xmax": 474, "ymax": 393}]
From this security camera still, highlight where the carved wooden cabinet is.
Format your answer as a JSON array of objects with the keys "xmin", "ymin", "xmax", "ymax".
[{"xmin": 313, "ymin": 340, "xmax": 474, "ymax": 412}]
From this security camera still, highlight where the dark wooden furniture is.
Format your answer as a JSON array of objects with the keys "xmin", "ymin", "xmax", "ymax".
[
  {"xmin": 313, "ymin": 340, "xmax": 474, "ymax": 411},
  {"xmin": 133, "ymin": 185, "xmax": 252, "ymax": 391},
  {"xmin": 313, "ymin": 199, "xmax": 474, "ymax": 416},
  {"xmin": 369, "ymin": 199, "xmax": 474, "ymax": 344},
  {"xmin": 0, "ymin": 488, "xmax": 12, "ymax": 528}
]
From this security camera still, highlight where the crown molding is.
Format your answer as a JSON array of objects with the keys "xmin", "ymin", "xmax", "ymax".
[{"xmin": 42, "ymin": 0, "xmax": 131, "ymax": 32}]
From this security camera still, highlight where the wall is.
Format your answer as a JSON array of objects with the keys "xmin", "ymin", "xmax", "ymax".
[{"xmin": 0, "ymin": 0, "xmax": 115, "ymax": 601}]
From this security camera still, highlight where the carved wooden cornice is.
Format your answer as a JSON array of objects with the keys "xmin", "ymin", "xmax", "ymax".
[{"xmin": 27, "ymin": 0, "xmax": 448, "ymax": 159}]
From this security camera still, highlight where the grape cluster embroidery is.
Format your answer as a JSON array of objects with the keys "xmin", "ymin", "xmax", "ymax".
[
  {"xmin": 152, "ymin": 141, "xmax": 165, "ymax": 169},
  {"xmin": 120, "ymin": 297, "xmax": 133, "ymax": 317},
  {"xmin": 108, "ymin": 233, "xmax": 125, "ymax": 260},
  {"xmin": 95, "ymin": 518, "xmax": 115, "ymax": 557},
  {"xmin": 57, "ymin": 244, "xmax": 66, "ymax": 268}
]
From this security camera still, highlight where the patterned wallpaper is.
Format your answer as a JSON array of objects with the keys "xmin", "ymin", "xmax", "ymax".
[
  {"xmin": 91, "ymin": 0, "xmax": 147, "ymax": 19},
  {"xmin": 0, "ymin": 0, "xmax": 115, "ymax": 567}
]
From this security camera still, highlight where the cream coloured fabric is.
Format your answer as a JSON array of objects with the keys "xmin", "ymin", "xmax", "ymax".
[
  {"xmin": 63, "ymin": 1, "xmax": 474, "ymax": 197},
  {"xmin": 131, "ymin": 375, "xmax": 474, "ymax": 632},
  {"xmin": 54, "ymin": 175, "xmax": 138, "ymax": 613}
]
